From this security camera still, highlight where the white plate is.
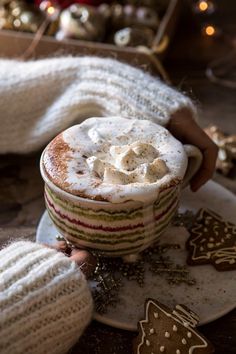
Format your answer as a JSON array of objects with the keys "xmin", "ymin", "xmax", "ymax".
[{"xmin": 36, "ymin": 181, "xmax": 236, "ymax": 331}]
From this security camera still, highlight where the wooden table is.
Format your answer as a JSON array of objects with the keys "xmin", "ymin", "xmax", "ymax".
[{"xmin": 0, "ymin": 9, "xmax": 236, "ymax": 354}]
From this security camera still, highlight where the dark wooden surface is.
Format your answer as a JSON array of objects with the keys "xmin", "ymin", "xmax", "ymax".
[{"xmin": 0, "ymin": 5, "xmax": 236, "ymax": 354}]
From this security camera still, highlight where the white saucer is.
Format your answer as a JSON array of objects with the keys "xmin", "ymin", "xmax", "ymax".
[{"xmin": 36, "ymin": 181, "xmax": 236, "ymax": 331}]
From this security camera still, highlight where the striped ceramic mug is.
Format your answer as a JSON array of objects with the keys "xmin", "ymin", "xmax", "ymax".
[{"xmin": 40, "ymin": 144, "xmax": 202, "ymax": 261}]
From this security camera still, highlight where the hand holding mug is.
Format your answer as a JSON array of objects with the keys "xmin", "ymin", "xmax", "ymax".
[{"xmin": 168, "ymin": 108, "xmax": 219, "ymax": 191}]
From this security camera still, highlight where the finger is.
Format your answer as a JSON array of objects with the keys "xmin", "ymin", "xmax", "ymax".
[
  {"xmin": 191, "ymin": 167, "xmax": 213, "ymax": 192},
  {"xmin": 190, "ymin": 144, "xmax": 218, "ymax": 191},
  {"xmin": 169, "ymin": 113, "xmax": 215, "ymax": 151},
  {"xmin": 70, "ymin": 249, "xmax": 97, "ymax": 278},
  {"xmin": 180, "ymin": 123, "xmax": 216, "ymax": 151},
  {"xmin": 169, "ymin": 115, "xmax": 218, "ymax": 189},
  {"xmin": 42, "ymin": 242, "xmax": 96, "ymax": 277},
  {"xmin": 41, "ymin": 241, "xmax": 67, "ymax": 252}
]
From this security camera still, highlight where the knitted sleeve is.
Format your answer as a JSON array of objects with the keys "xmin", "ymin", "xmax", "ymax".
[
  {"xmin": 0, "ymin": 241, "xmax": 93, "ymax": 354},
  {"xmin": 0, "ymin": 56, "xmax": 196, "ymax": 154}
]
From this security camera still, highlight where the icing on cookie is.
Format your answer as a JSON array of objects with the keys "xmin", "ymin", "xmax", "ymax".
[{"xmin": 172, "ymin": 305, "xmax": 199, "ymax": 328}]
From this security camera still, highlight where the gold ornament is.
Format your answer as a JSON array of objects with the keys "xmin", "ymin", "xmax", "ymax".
[
  {"xmin": 110, "ymin": 4, "xmax": 159, "ymax": 31},
  {"xmin": 114, "ymin": 26, "xmax": 154, "ymax": 47},
  {"xmin": 205, "ymin": 125, "xmax": 236, "ymax": 176},
  {"xmin": 0, "ymin": 1, "xmax": 46, "ymax": 33},
  {"xmin": 58, "ymin": 4, "xmax": 106, "ymax": 41}
]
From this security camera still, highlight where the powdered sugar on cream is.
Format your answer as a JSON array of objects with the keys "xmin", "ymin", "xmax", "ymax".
[{"xmin": 60, "ymin": 117, "xmax": 188, "ymax": 203}]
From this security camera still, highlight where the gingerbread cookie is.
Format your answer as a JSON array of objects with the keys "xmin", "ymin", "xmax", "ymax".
[
  {"xmin": 133, "ymin": 299, "xmax": 214, "ymax": 354},
  {"xmin": 186, "ymin": 209, "xmax": 236, "ymax": 271}
]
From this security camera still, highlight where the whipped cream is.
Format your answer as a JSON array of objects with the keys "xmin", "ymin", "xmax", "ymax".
[
  {"xmin": 87, "ymin": 142, "xmax": 168, "ymax": 185},
  {"xmin": 44, "ymin": 117, "xmax": 188, "ymax": 203}
]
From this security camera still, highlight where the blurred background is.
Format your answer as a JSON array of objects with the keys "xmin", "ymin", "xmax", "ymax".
[{"xmin": 0, "ymin": 2, "xmax": 236, "ymax": 353}]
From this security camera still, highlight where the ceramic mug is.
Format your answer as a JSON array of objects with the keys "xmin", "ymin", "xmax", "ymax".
[{"xmin": 40, "ymin": 144, "xmax": 202, "ymax": 261}]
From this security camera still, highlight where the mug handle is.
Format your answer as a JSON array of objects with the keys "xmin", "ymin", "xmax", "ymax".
[{"xmin": 182, "ymin": 145, "xmax": 203, "ymax": 188}]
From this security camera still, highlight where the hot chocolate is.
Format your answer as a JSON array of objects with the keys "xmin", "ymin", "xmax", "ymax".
[
  {"xmin": 41, "ymin": 117, "xmax": 202, "ymax": 258},
  {"xmin": 43, "ymin": 117, "xmax": 188, "ymax": 203}
]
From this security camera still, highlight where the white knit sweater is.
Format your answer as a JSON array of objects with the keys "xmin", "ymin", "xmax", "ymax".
[
  {"xmin": 0, "ymin": 56, "xmax": 197, "ymax": 353},
  {"xmin": 0, "ymin": 241, "xmax": 93, "ymax": 354},
  {"xmin": 0, "ymin": 56, "xmax": 196, "ymax": 154}
]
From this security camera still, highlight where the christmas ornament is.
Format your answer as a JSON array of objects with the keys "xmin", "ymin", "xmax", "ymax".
[
  {"xmin": 124, "ymin": 0, "xmax": 163, "ymax": 10},
  {"xmin": 35, "ymin": 0, "xmax": 109, "ymax": 9},
  {"xmin": 204, "ymin": 125, "xmax": 236, "ymax": 176},
  {"xmin": 58, "ymin": 3, "xmax": 106, "ymax": 41},
  {"xmin": 114, "ymin": 26, "xmax": 154, "ymax": 47},
  {"xmin": 0, "ymin": 1, "xmax": 45, "ymax": 33},
  {"xmin": 110, "ymin": 4, "xmax": 159, "ymax": 31}
]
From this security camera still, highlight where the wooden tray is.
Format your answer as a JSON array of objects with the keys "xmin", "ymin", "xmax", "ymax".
[{"xmin": 0, "ymin": 0, "xmax": 181, "ymax": 75}]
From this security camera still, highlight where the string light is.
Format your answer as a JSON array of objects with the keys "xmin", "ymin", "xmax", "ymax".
[
  {"xmin": 47, "ymin": 6, "xmax": 56, "ymax": 16},
  {"xmin": 199, "ymin": 1, "xmax": 209, "ymax": 12},
  {"xmin": 194, "ymin": 0, "xmax": 215, "ymax": 14},
  {"xmin": 202, "ymin": 24, "xmax": 216, "ymax": 37},
  {"xmin": 192, "ymin": 1, "xmax": 219, "ymax": 38},
  {"xmin": 39, "ymin": 1, "xmax": 60, "ymax": 20}
]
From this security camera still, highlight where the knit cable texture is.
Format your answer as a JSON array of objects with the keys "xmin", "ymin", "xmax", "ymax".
[
  {"xmin": 0, "ymin": 241, "xmax": 93, "ymax": 354},
  {"xmin": 0, "ymin": 56, "xmax": 197, "ymax": 154}
]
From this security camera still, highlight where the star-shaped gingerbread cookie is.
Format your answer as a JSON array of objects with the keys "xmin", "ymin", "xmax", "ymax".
[{"xmin": 186, "ymin": 208, "xmax": 236, "ymax": 271}]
